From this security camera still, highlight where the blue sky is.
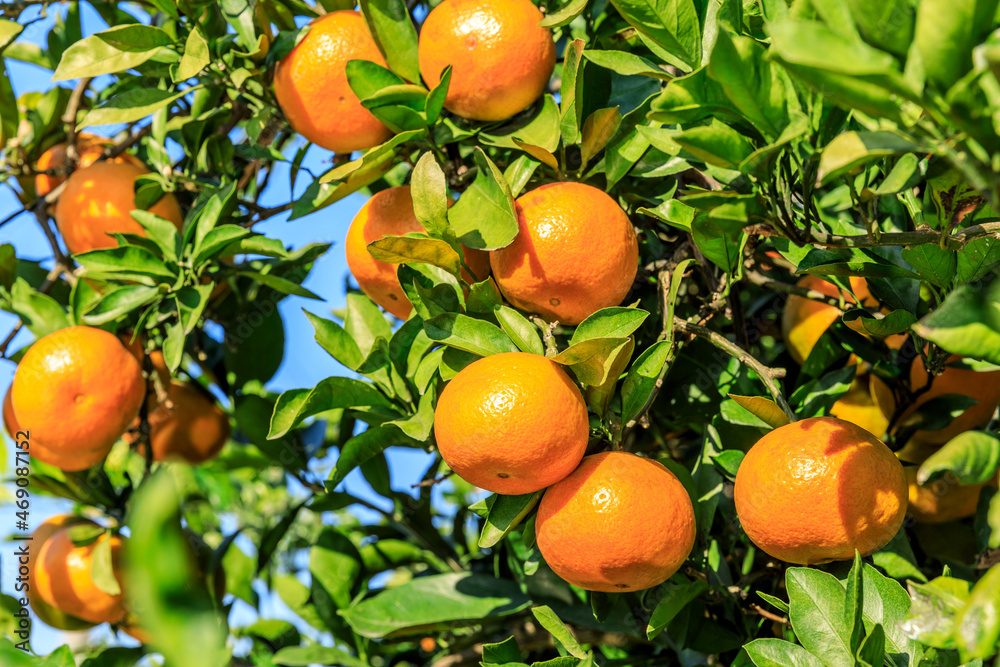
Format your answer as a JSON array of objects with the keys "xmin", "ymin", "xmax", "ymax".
[{"xmin": 1, "ymin": 2, "xmax": 440, "ymax": 654}]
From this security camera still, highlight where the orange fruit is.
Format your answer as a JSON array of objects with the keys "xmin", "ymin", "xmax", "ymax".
[
  {"xmin": 11, "ymin": 326, "xmax": 146, "ymax": 471},
  {"xmin": 536, "ymin": 451, "xmax": 696, "ymax": 592},
  {"xmin": 433, "ymin": 352, "xmax": 589, "ymax": 494},
  {"xmin": 734, "ymin": 416, "xmax": 907, "ymax": 565},
  {"xmin": 490, "ymin": 182, "xmax": 638, "ymax": 325},
  {"xmin": 781, "ymin": 275, "xmax": 874, "ymax": 365},
  {"xmin": 2, "ymin": 386, "xmax": 17, "ymax": 440},
  {"xmin": 34, "ymin": 524, "xmax": 127, "ymax": 624},
  {"xmin": 273, "ymin": 10, "xmax": 392, "ymax": 154},
  {"xmin": 871, "ymin": 354, "xmax": 1000, "ymax": 448},
  {"xmin": 35, "ymin": 133, "xmax": 142, "ymax": 197},
  {"xmin": 905, "ymin": 467, "xmax": 985, "ymax": 524},
  {"xmin": 54, "ymin": 161, "xmax": 183, "ymax": 255},
  {"xmin": 418, "ymin": 0, "xmax": 555, "ymax": 121},
  {"xmin": 829, "ymin": 378, "xmax": 888, "ymax": 439},
  {"xmin": 345, "ymin": 185, "xmax": 490, "ymax": 319},
  {"xmin": 27, "ymin": 515, "xmax": 99, "ymax": 631},
  {"xmin": 140, "ymin": 381, "xmax": 231, "ymax": 464}
]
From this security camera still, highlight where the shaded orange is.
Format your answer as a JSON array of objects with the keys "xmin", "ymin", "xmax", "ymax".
[
  {"xmin": 418, "ymin": 0, "xmax": 555, "ymax": 121},
  {"xmin": 905, "ymin": 467, "xmax": 985, "ymax": 524},
  {"xmin": 273, "ymin": 10, "xmax": 392, "ymax": 154},
  {"xmin": 490, "ymin": 182, "xmax": 638, "ymax": 325},
  {"xmin": 734, "ymin": 416, "xmax": 907, "ymax": 565},
  {"xmin": 2, "ymin": 387, "xmax": 16, "ymax": 440},
  {"xmin": 27, "ymin": 515, "xmax": 100, "ymax": 631},
  {"xmin": 536, "ymin": 451, "xmax": 696, "ymax": 592},
  {"xmin": 433, "ymin": 352, "xmax": 588, "ymax": 494},
  {"xmin": 35, "ymin": 526, "xmax": 127, "ymax": 624},
  {"xmin": 35, "ymin": 134, "xmax": 142, "ymax": 197},
  {"xmin": 141, "ymin": 381, "xmax": 231, "ymax": 464},
  {"xmin": 54, "ymin": 161, "xmax": 183, "ymax": 255},
  {"xmin": 781, "ymin": 275, "xmax": 874, "ymax": 365},
  {"xmin": 345, "ymin": 185, "xmax": 490, "ymax": 319},
  {"xmin": 11, "ymin": 326, "xmax": 145, "ymax": 471},
  {"xmin": 871, "ymin": 354, "xmax": 1000, "ymax": 447}
]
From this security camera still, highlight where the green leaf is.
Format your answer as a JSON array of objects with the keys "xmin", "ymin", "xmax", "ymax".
[
  {"xmin": 540, "ymin": 0, "xmax": 588, "ymax": 26},
  {"xmin": 913, "ymin": 283, "xmax": 1000, "ymax": 365},
  {"xmin": 219, "ymin": 0, "xmax": 259, "ymax": 53},
  {"xmin": 874, "ymin": 153, "xmax": 922, "ymax": 195},
  {"xmin": 858, "ymin": 564, "xmax": 915, "ymax": 658},
  {"xmin": 82, "ymin": 285, "xmax": 160, "ymax": 326},
  {"xmin": 425, "ymin": 65, "xmax": 451, "ymax": 124},
  {"xmin": 954, "ymin": 563, "xmax": 1000, "ymax": 660},
  {"xmin": 310, "ymin": 527, "xmax": 362, "ymax": 611},
  {"xmin": 268, "ymin": 377, "xmax": 391, "ymax": 439},
  {"xmin": 559, "ymin": 39, "xmax": 585, "ymax": 145},
  {"xmin": 844, "ymin": 552, "xmax": 865, "ymax": 655},
  {"xmin": 346, "ymin": 292, "xmax": 393, "ymax": 356},
  {"xmin": 817, "ymin": 132, "xmax": 919, "ymax": 185},
  {"xmin": 8, "ymin": 279, "xmax": 71, "ymax": 337},
  {"xmin": 621, "ymin": 340, "xmax": 674, "ymax": 425},
  {"xmin": 235, "ymin": 270, "xmax": 321, "ymax": 300},
  {"xmin": 329, "ymin": 424, "xmax": 417, "ymax": 488},
  {"xmin": 448, "ymin": 148, "xmax": 519, "ymax": 251},
  {"xmin": 585, "ymin": 336, "xmax": 634, "ymax": 416},
  {"xmin": 341, "ymin": 573, "xmax": 531, "ymax": 638},
  {"xmin": 570, "ymin": 307, "xmax": 649, "ymax": 344},
  {"xmin": 52, "ymin": 24, "xmax": 171, "ymax": 81},
  {"xmin": 368, "ymin": 235, "xmax": 462, "ymax": 277},
  {"xmin": 646, "ymin": 577, "xmax": 710, "ymax": 639},
  {"xmin": 742, "ymin": 639, "xmax": 825, "ymax": 667},
  {"xmin": 857, "ymin": 624, "xmax": 886, "ymax": 667},
  {"xmin": 912, "ymin": 0, "xmax": 997, "ymax": 89},
  {"xmin": 272, "ymin": 646, "xmax": 366, "ymax": 667},
  {"xmin": 872, "ymin": 527, "xmax": 926, "ymax": 583},
  {"xmin": 902, "ymin": 244, "xmax": 956, "ymax": 289},
  {"xmin": 919, "ymin": 431, "xmax": 1000, "ymax": 486},
  {"xmin": 790, "ymin": 365, "xmax": 856, "ymax": 418},
  {"xmin": 482, "ymin": 636, "xmax": 523, "ymax": 663},
  {"xmin": 605, "ymin": 93, "xmax": 656, "ymax": 189},
  {"xmin": 580, "ymin": 107, "xmax": 623, "ymax": 167},
  {"xmin": 360, "ymin": 0, "xmax": 420, "ymax": 82},
  {"xmin": 75, "ymin": 246, "xmax": 175, "ymax": 282},
  {"xmin": 727, "ymin": 395, "xmax": 790, "ymax": 429},
  {"xmin": 841, "ymin": 309, "xmax": 916, "ymax": 337},
  {"xmin": 673, "ymin": 121, "xmax": 753, "ymax": 168},
  {"xmin": 478, "ymin": 492, "xmax": 542, "ymax": 548},
  {"xmin": 552, "ymin": 336, "xmax": 631, "ymax": 386},
  {"xmin": 583, "ymin": 50, "xmax": 671, "ymax": 80},
  {"xmin": 173, "ymin": 27, "xmax": 209, "ymax": 81},
  {"xmin": 786, "ymin": 568, "xmax": 855, "ymax": 667},
  {"xmin": 305, "ymin": 310, "xmax": 363, "ymax": 371},
  {"xmin": 410, "ymin": 153, "xmax": 451, "ymax": 238},
  {"xmin": 608, "ymin": 0, "xmax": 700, "ymax": 71},
  {"xmin": 495, "ymin": 306, "xmax": 544, "ymax": 356},
  {"xmin": 481, "ymin": 94, "xmax": 561, "ymax": 153},
  {"xmin": 89, "ymin": 534, "xmax": 122, "ymax": 596},
  {"xmin": 706, "ymin": 31, "xmax": 787, "ymax": 141},
  {"xmin": 692, "ymin": 215, "xmax": 745, "ymax": 273},
  {"xmin": 531, "ymin": 606, "xmax": 587, "ymax": 659},
  {"xmin": 957, "ymin": 238, "xmax": 1000, "ymax": 284},
  {"xmin": 192, "ymin": 226, "xmax": 248, "ymax": 266},
  {"xmin": 424, "ymin": 313, "xmax": 519, "ymax": 357},
  {"xmin": 79, "ymin": 87, "xmax": 190, "ymax": 128}
]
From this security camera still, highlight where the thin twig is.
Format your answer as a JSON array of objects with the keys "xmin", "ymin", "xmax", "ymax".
[
  {"xmin": 674, "ymin": 319, "xmax": 796, "ymax": 423},
  {"xmin": 749, "ymin": 603, "xmax": 789, "ymax": 625},
  {"xmin": 411, "ymin": 471, "xmax": 454, "ymax": 489},
  {"xmin": 62, "ymin": 77, "xmax": 93, "ymax": 165},
  {"xmin": 747, "ymin": 221, "xmax": 1000, "ymax": 250},
  {"xmin": 744, "ymin": 269, "xmax": 851, "ymax": 309}
]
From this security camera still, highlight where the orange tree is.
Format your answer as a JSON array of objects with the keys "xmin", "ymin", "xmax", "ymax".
[{"xmin": 2, "ymin": 0, "xmax": 1000, "ymax": 664}]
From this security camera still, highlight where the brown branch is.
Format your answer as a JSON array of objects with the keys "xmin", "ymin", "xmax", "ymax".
[
  {"xmin": 744, "ymin": 269, "xmax": 851, "ymax": 309},
  {"xmin": 674, "ymin": 319, "xmax": 795, "ymax": 422},
  {"xmin": 62, "ymin": 77, "xmax": 93, "ymax": 165},
  {"xmin": 749, "ymin": 603, "xmax": 789, "ymax": 625}
]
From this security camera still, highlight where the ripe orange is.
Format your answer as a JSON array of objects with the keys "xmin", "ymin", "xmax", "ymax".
[
  {"xmin": 433, "ymin": 352, "xmax": 589, "ymax": 494},
  {"xmin": 536, "ymin": 451, "xmax": 696, "ymax": 592},
  {"xmin": 418, "ymin": 0, "xmax": 556, "ymax": 121},
  {"xmin": 2, "ymin": 387, "xmax": 17, "ymax": 440},
  {"xmin": 11, "ymin": 326, "xmax": 146, "ymax": 471},
  {"xmin": 54, "ymin": 161, "xmax": 183, "ymax": 255},
  {"xmin": 490, "ymin": 182, "xmax": 638, "ymax": 325},
  {"xmin": 140, "ymin": 381, "xmax": 231, "ymax": 464},
  {"xmin": 781, "ymin": 275, "xmax": 874, "ymax": 365},
  {"xmin": 273, "ymin": 10, "xmax": 392, "ymax": 153},
  {"xmin": 734, "ymin": 417, "xmax": 907, "ymax": 564},
  {"xmin": 345, "ymin": 185, "xmax": 490, "ymax": 319},
  {"xmin": 34, "ymin": 525, "xmax": 127, "ymax": 624},
  {"xmin": 35, "ymin": 134, "xmax": 141, "ymax": 197},
  {"xmin": 905, "ymin": 467, "xmax": 986, "ymax": 524},
  {"xmin": 871, "ymin": 354, "xmax": 1000, "ymax": 448},
  {"xmin": 27, "ymin": 515, "xmax": 99, "ymax": 631},
  {"xmin": 829, "ymin": 379, "xmax": 888, "ymax": 439}
]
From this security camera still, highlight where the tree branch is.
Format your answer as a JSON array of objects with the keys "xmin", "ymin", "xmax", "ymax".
[{"xmin": 748, "ymin": 221, "xmax": 1000, "ymax": 250}]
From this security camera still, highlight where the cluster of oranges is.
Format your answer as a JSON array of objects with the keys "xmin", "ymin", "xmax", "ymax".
[
  {"xmin": 273, "ymin": 0, "xmax": 555, "ymax": 153},
  {"xmin": 4, "ymin": 326, "xmax": 230, "ymax": 472}
]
